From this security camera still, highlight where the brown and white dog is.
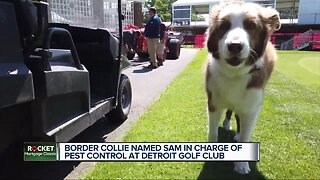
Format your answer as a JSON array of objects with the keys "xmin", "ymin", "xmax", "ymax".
[{"xmin": 205, "ymin": 1, "xmax": 280, "ymax": 174}]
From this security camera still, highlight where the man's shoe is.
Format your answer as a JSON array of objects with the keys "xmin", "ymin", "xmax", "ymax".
[
  {"xmin": 147, "ymin": 64, "xmax": 158, "ymax": 69},
  {"xmin": 157, "ymin": 61, "xmax": 163, "ymax": 66}
]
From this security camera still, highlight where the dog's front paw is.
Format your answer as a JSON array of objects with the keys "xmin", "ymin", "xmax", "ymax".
[
  {"xmin": 223, "ymin": 118, "xmax": 232, "ymax": 130},
  {"xmin": 234, "ymin": 162, "xmax": 250, "ymax": 174},
  {"xmin": 234, "ymin": 133, "xmax": 240, "ymax": 142}
]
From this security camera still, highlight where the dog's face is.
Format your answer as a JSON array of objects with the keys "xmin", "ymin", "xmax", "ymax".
[{"xmin": 206, "ymin": 2, "xmax": 280, "ymax": 67}]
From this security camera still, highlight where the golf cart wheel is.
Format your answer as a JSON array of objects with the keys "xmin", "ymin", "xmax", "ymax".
[
  {"xmin": 127, "ymin": 52, "xmax": 135, "ymax": 60},
  {"xmin": 167, "ymin": 39, "xmax": 181, "ymax": 59},
  {"xmin": 112, "ymin": 74, "xmax": 132, "ymax": 121},
  {"xmin": 136, "ymin": 52, "xmax": 149, "ymax": 62},
  {"xmin": 137, "ymin": 52, "xmax": 149, "ymax": 58}
]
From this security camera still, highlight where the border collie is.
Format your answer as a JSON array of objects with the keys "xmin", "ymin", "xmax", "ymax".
[{"xmin": 205, "ymin": 1, "xmax": 280, "ymax": 174}]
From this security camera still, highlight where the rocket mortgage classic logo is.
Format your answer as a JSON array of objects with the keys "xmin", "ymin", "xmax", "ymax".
[{"xmin": 24, "ymin": 142, "xmax": 57, "ymax": 161}]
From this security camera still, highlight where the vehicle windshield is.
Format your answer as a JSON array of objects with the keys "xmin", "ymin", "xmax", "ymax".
[{"xmin": 48, "ymin": 0, "xmax": 134, "ymax": 35}]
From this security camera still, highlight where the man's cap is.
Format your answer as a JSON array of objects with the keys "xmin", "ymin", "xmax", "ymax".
[{"xmin": 149, "ymin": 7, "xmax": 157, "ymax": 13}]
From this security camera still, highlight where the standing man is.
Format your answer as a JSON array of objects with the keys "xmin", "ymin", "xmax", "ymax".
[{"xmin": 145, "ymin": 7, "xmax": 161, "ymax": 69}]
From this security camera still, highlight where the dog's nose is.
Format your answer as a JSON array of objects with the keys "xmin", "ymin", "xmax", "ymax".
[{"xmin": 228, "ymin": 43, "xmax": 243, "ymax": 54}]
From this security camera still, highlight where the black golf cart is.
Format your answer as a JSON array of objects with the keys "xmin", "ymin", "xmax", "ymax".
[{"xmin": 0, "ymin": 0, "xmax": 132, "ymax": 153}]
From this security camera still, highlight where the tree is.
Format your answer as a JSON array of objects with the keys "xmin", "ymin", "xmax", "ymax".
[
  {"xmin": 143, "ymin": 0, "xmax": 177, "ymax": 23},
  {"xmin": 191, "ymin": 13, "xmax": 205, "ymax": 21}
]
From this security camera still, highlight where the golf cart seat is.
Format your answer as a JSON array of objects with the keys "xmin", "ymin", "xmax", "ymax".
[{"xmin": 0, "ymin": 1, "xmax": 34, "ymax": 108}]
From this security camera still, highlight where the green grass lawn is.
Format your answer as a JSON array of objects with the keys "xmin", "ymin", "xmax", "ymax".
[
  {"xmin": 276, "ymin": 51, "xmax": 320, "ymax": 92},
  {"xmin": 85, "ymin": 50, "xmax": 320, "ymax": 179}
]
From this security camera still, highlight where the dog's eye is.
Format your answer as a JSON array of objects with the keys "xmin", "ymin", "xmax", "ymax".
[
  {"xmin": 246, "ymin": 21, "xmax": 256, "ymax": 30},
  {"xmin": 219, "ymin": 21, "xmax": 230, "ymax": 31}
]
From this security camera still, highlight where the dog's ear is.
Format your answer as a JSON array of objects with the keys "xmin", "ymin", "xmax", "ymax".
[
  {"xmin": 206, "ymin": 5, "xmax": 222, "ymax": 54},
  {"xmin": 262, "ymin": 7, "xmax": 281, "ymax": 31},
  {"xmin": 206, "ymin": 29, "xmax": 214, "ymax": 54}
]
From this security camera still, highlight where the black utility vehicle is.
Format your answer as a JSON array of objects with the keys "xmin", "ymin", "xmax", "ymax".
[{"xmin": 0, "ymin": 0, "xmax": 132, "ymax": 153}]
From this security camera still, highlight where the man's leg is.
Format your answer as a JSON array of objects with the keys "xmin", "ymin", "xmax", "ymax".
[{"xmin": 147, "ymin": 38, "xmax": 158, "ymax": 67}]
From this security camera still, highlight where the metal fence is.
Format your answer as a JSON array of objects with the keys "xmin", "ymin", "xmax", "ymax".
[
  {"xmin": 48, "ymin": 0, "xmax": 134, "ymax": 32},
  {"xmin": 280, "ymin": 30, "xmax": 320, "ymax": 50},
  {"xmin": 280, "ymin": 38, "xmax": 294, "ymax": 50}
]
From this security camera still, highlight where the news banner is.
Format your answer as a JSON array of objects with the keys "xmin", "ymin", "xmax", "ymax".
[{"xmin": 24, "ymin": 142, "xmax": 259, "ymax": 161}]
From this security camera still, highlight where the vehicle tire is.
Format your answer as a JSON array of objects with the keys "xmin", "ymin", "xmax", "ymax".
[
  {"xmin": 112, "ymin": 74, "xmax": 132, "ymax": 121},
  {"xmin": 137, "ymin": 52, "xmax": 149, "ymax": 58},
  {"xmin": 166, "ymin": 39, "xmax": 181, "ymax": 59},
  {"xmin": 137, "ymin": 52, "xmax": 149, "ymax": 61},
  {"xmin": 127, "ymin": 52, "xmax": 135, "ymax": 60}
]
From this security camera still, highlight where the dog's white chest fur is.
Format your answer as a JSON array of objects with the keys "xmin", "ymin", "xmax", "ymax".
[{"xmin": 207, "ymin": 59, "xmax": 263, "ymax": 113}]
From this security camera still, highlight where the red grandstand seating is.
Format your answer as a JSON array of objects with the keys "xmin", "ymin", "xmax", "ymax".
[
  {"xmin": 312, "ymin": 32, "xmax": 320, "ymax": 50},
  {"xmin": 194, "ymin": 34, "xmax": 206, "ymax": 48}
]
